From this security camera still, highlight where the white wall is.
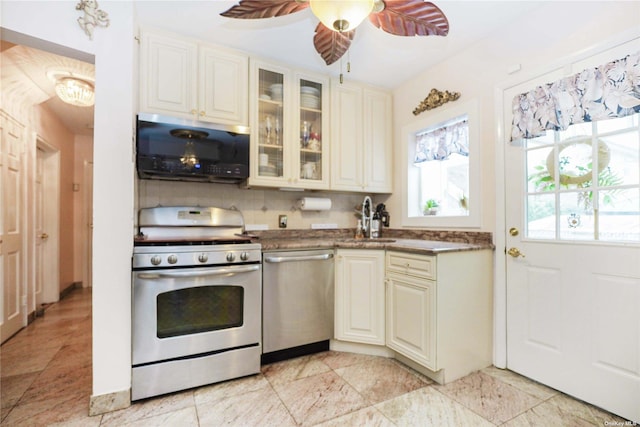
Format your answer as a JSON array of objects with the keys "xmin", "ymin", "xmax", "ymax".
[
  {"xmin": 388, "ymin": 1, "xmax": 640, "ymax": 234},
  {"xmin": 1, "ymin": 0, "xmax": 135, "ymax": 401}
]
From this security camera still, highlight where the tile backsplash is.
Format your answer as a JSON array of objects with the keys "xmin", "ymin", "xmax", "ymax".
[{"xmin": 137, "ymin": 179, "xmax": 382, "ymax": 230}]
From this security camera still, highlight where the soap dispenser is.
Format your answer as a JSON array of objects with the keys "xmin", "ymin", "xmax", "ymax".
[{"xmin": 355, "ymin": 220, "xmax": 364, "ymax": 239}]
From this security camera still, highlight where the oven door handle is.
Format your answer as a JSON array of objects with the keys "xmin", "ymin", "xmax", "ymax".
[
  {"xmin": 264, "ymin": 253, "xmax": 334, "ymax": 263},
  {"xmin": 136, "ymin": 264, "xmax": 260, "ymax": 280}
]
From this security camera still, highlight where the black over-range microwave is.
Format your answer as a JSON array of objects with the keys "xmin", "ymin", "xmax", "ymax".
[{"xmin": 136, "ymin": 113, "xmax": 250, "ymax": 183}]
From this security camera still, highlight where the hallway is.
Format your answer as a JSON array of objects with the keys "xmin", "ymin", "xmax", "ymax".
[
  {"xmin": 1, "ymin": 288, "xmax": 93, "ymax": 425},
  {"xmin": 1, "ymin": 288, "xmax": 630, "ymax": 426}
]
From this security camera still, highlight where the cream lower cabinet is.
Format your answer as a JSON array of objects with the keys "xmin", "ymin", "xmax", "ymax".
[
  {"xmin": 386, "ymin": 270, "xmax": 437, "ymax": 370},
  {"xmin": 334, "ymin": 249, "xmax": 385, "ymax": 345},
  {"xmin": 385, "ymin": 250, "xmax": 493, "ymax": 384}
]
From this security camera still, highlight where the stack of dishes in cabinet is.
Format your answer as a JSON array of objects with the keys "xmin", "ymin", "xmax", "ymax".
[
  {"xmin": 269, "ymin": 84, "xmax": 283, "ymax": 102},
  {"xmin": 259, "ymin": 164, "xmax": 278, "ymax": 177},
  {"xmin": 300, "ymin": 86, "xmax": 320, "ymax": 109}
]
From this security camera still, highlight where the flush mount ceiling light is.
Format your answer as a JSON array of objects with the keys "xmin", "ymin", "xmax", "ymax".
[
  {"xmin": 54, "ymin": 77, "xmax": 95, "ymax": 107},
  {"xmin": 220, "ymin": 0, "xmax": 449, "ymax": 66}
]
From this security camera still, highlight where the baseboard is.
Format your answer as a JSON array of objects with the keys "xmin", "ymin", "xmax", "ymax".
[
  {"xmin": 89, "ymin": 389, "xmax": 131, "ymax": 416},
  {"xmin": 329, "ymin": 339, "xmax": 395, "ymax": 358},
  {"xmin": 60, "ymin": 281, "xmax": 83, "ymax": 300}
]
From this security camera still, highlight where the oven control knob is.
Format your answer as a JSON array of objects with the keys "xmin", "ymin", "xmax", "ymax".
[
  {"xmin": 240, "ymin": 251, "xmax": 250, "ymax": 261},
  {"xmin": 226, "ymin": 252, "xmax": 236, "ymax": 262},
  {"xmin": 150, "ymin": 255, "xmax": 162, "ymax": 266},
  {"xmin": 167, "ymin": 254, "xmax": 178, "ymax": 264},
  {"xmin": 198, "ymin": 253, "xmax": 208, "ymax": 263}
]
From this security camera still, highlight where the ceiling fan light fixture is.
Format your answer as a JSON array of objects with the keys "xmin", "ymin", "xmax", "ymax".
[
  {"xmin": 309, "ymin": 0, "xmax": 374, "ymax": 32},
  {"xmin": 55, "ymin": 77, "xmax": 95, "ymax": 107}
]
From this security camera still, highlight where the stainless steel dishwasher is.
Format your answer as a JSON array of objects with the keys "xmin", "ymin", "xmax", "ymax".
[{"xmin": 262, "ymin": 249, "xmax": 334, "ymax": 363}]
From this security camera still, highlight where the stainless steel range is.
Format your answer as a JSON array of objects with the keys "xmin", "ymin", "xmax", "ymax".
[{"xmin": 131, "ymin": 206, "xmax": 261, "ymax": 401}]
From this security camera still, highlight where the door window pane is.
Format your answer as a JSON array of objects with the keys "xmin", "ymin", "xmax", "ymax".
[
  {"xmin": 527, "ymin": 193, "xmax": 556, "ymax": 239},
  {"xmin": 524, "ymin": 113, "xmax": 640, "ymax": 243},
  {"xmin": 559, "ymin": 191, "xmax": 594, "ymax": 240},
  {"xmin": 598, "ymin": 188, "xmax": 640, "ymax": 242}
]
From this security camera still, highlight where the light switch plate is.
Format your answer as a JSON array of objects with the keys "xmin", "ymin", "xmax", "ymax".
[{"xmin": 278, "ymin": 215, "xmax": 287, "ymax": 228}]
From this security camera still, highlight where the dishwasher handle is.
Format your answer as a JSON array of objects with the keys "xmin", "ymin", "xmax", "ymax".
[{"xmin": 264, "ymin": 253, "xmax": 334, "ymax": 263}]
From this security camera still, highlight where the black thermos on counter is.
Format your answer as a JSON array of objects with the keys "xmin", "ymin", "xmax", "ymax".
[{"xmin": 376, "ymin": 203, "xmax": 390, "ymax": 228}]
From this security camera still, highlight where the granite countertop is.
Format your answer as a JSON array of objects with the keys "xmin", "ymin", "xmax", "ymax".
[{"xmin": 252, "ymin": 229, "xmax": 494, "ymax": 256}]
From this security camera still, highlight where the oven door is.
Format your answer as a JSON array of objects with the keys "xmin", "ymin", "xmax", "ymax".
[{"xmin": 132, "ymin": 263, "xmax": 261, "ymax": 366}]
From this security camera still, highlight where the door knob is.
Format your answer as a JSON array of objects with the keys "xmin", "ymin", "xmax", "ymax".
[
  {"xmin": 40, "ymin": 233, "xmax": 49, "ymax": 239},
  {"xmin": 507, "ymin": 247, "xmax": 525, "ymax": 258}
]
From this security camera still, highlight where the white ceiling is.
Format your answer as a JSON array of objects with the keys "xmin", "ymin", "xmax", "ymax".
[
  {"xmin": 1, "ymin": 41, "xmax": 95, "ymax": 136},
  {"xmin": 134, "ymin": 1, "xmax": 544, "ymax": 89},
  {"xmin": 2, "ymin": 1, "xmax": 545, "ymax": 136}
]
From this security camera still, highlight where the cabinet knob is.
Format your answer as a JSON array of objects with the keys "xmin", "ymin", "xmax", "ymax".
[
  {"xmin": 200, "ymin": 111, "xmax": 205, "ymax": 116},
  {"xmin": 190, "ymin": 109, "xmax": 197, "ymax": 115}
]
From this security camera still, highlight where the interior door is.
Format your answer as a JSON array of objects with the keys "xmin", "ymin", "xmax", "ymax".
[
  {"xmin": 83, "ymin": 160, "xmax": 93, "ymax": 288},
  {"xmin": 37, "ymin": 141, "xmax": 60, "ymax": 303},
  {"xmin": 503, "ymin": 46, "xmax": 640, "ymax": 423},
  {"xmin": 35, "ymin": 147, "xmax": 44, "ymax": 306},
  {"xmin": 1, "ymin": 114, "xmax": 25, "ymax": 343}
]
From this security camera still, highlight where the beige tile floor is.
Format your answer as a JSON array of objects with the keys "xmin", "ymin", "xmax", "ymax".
[{"xmin": 1, "ymin": 287, "xmax": 631, "ymax": 426}]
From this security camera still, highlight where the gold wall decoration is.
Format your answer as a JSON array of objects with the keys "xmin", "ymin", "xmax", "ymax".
[{"xmin": 413, "ymin": 88, "xmax": 461, "ymax": 115}]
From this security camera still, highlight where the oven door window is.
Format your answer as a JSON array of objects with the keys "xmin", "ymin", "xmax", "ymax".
[{"xmin": 156, "ymin": 286, "xmax": 244, "ymax": 338}]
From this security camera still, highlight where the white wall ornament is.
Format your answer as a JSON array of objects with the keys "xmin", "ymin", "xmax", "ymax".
[{"xmin": 76, "ymin": 0, "xmax": 110, "ymax": 40}]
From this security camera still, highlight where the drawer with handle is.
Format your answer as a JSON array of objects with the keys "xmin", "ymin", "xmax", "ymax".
[{"xmin": 386, "ymin": 251, "xmax": 436, "ymax": 280}]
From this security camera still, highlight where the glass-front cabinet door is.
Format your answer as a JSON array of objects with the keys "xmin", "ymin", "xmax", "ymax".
[
  {"xmin": 249, "ymin": 59, "xmax": 329, "ymax": 189},
  {"xmin": 296, "ymin": 72, "xmax": 329, "ymax": 189},
  {"xmin": 251, "ymin": 62, "xmax": 288, "ymax": 185}
]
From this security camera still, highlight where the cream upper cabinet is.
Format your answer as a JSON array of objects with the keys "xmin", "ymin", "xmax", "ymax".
[
  {"xmin": 248, "ymin": 59, "xmax": 329, "ymax": 189},
  {"xmin": 330, "ymin": 80, "xmax": 392, "ymax": 193},
  {"xmin": 385, "ymin": 250, "xmax": 493, "ymax": 384},
  {"xmin": 334, "ymin": 249, "xmax": 385, "ymax": 345},
  {"xmin": 139, "ymin": 30, "xmax": 248, "ymax": 126}
]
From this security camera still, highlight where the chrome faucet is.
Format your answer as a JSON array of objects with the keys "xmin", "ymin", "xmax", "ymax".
[{"xmin": 361, "ymin": 196, "xmax": 373, "ymax": 238}]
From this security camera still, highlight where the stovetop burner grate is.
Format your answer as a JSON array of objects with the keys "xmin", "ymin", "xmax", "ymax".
[{"xmin": 134, "ymin": 238, "xmax": 253, "ymax": 247}]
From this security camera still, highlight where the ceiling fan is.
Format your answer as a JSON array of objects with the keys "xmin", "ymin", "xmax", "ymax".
[{"xmin": 220, "ymin": 0, "xmax": 449, "ymax": 66}]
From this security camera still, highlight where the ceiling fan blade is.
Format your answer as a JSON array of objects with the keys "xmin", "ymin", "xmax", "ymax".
[
  {"xmin": 220, "ymin": 0, "xmax": 309, "ymax": 19},
  {"xmin": 313, "ymin": 23, "xmax": 354, "ymax": 65},
  {"xmin": 369, "ymin": 0, "xmax": 449, "ymax": 37}
]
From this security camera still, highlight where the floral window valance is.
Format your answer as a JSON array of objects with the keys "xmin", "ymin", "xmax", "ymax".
[
  {"xmin": 511, "ymin": 51, "xmax": 640, "ymax": 141},
  {"xmin": 414, "ymin": 119, "xmax": 469, "ymax": 163}
]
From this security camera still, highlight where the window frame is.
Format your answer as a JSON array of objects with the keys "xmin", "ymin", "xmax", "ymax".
[{"xmin": 401, "ymin": 98, "xmax": 481, "ymax": 228}]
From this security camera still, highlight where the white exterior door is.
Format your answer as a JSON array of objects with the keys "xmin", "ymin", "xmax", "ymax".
[
  {"xmin": 503, "ymin": 43, "xmax": 640, "ymax": 423},
  {"xmin": 1, "ymin": 113, "xmax": 25, "ymax": 343}
]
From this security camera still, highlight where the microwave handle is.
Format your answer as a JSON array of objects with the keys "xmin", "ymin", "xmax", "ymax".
[{"xmin": 137, "ymin": 264, "xmax": 260, "ymax": 280}]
